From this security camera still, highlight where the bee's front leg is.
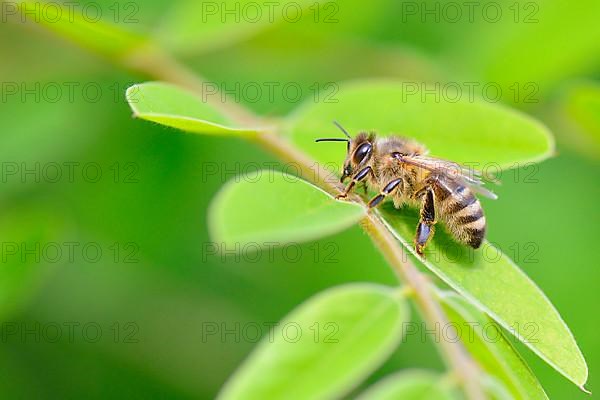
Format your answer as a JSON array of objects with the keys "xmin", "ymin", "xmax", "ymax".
[
  {"xmin": 415, "ymin": 187, "xmax": 437, "ymax": 257},
  {"xmin": 367, "ymin": 178, "xmax": 402, "ymax": 208},
  {"xmin": 336, "ymin": 166, "xmax": 372, "ymax": 199}
]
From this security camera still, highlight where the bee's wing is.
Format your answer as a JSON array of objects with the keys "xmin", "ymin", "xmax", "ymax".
[
  {"xmin": 401, "ymin": 155, "xmax": 499, "ymax": 200},
  {"xmin": 465, "ymin": 182, "xmax": 498, "ymax": 200}
]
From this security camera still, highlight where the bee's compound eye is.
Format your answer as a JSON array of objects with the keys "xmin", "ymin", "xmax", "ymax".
[{"xmin": 353, "ymin": 142, "xmax": 372, "ymax": 164}]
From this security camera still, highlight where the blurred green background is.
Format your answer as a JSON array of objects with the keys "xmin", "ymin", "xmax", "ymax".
[{"xmin": 1, "ymin": 0, "xmax": 599, "ymax": 398}]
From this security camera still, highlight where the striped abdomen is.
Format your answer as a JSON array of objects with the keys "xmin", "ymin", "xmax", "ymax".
[{"xmin": 431, "ymin": 178, "xmax": 486, "ymax": 248}]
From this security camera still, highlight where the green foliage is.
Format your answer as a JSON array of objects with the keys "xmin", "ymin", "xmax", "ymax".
[
  {"xmin": 357, "ymin": 370, "xmax": 458, "ymax": 400},
  {"xmin": 157, "ymin": 0, "xmax": 326, "ymax": 55},
  {"xmin": 209, "ymin": 172, "xmax": 364, "ymax": 246},
  {"xmin": 7, "ymin": 0, "xmax": 598, "ymax": 398},
  {"xmin": 218, "ymin": 284, "xmax": 409, "ymax": 400},
  {"xmin": 17, "ymin": 0, "xmax": 146, "ymax": 58},
  {"xmin": 127, "ymin": 83, "xmax": 261, "ymax": 136},
  {"xmin": 286, "ymin": 80, "xmax": 554, "ymax": 168},
  {"xmin": 564, "ymin": 83, "xmax": 600, "ymax": 137},
  {"xmin": 480, "ymin": 375, "xmax": 514, "ymax": 400},
  {"xmin": 0, "ymin": 207, "xmax": 61, "ymax": 320},
  {"xmin": 0, "ymin": 85, "xmax": 106, "ymax": 199},
  {"xmin": 446, "ymin": 0, "xmax": 600, "ymax": 99},
  {"xmin": 557, "ymin": 82, "xmax": 600, "ymax": 158},
  {"xmin": 380, "ymin": 205, "xmax": 587, "ymax": 388},
  {"xmin": 439, "ymin": 290, "xmax": 548, "ymax": 399},
  {"xmin": 124, "ymin": 75, "xmax": 588, "ymax": 397}
]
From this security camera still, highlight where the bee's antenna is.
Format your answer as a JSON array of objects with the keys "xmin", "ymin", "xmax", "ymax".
[
  {"xmin": 315, "ymin": 138, "xmax": 349, "ymax": 143},
  {"xmin": 333, "ymin": 121, "xmax": 352, "ymax": 140}
]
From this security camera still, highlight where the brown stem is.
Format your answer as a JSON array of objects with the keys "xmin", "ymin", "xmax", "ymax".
[{"xmin": 361, "ymin": 214, "xmax": 485, "ymax": 399}]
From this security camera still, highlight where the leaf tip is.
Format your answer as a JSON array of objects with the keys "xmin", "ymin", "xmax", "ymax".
[
  {"xmin": 579, "ymin": 385, "xmax": 592, "ymax": 395},
  {"xmin": 125, "ymin": 84, "xmax": 142, "ymax": 116},
  {"xmin": 125, "ymin": 84, "xmax": 139, "ymax": 101}
]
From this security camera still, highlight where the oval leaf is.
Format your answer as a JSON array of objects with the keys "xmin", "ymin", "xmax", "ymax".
[
  {"xmin": 378, "ymin": 204, "xmax": 587, "ymax": 390},
  {"xmin": 218, "ymin": 283, "xmax": 410, "ymax": 400},
  {"xmin": 209, "ymin": 172, "xmax": 364, "ymax": 246},
  {"xmin": 286, "ymin": 79, "xmax": 554, "ymax": 169},
  {"xmin": 439, "ymin": 290, "xmax": 548, "ymax": 400},
  {"xmin": 126, "ymin": 82, "xmax": 261, "ymax": 136},
  {"xmin": 357, "ymin": 370, "xmax": 458, "ymax": 400}
]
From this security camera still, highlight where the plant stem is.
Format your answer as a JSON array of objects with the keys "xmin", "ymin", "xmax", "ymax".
[
  {"xmin": 127, "ymin": 44, "xmax": 485, "ymax": 400},
  {"xmin": 362, "ymin": 214, "xmax": 485, "ymax": 399}
]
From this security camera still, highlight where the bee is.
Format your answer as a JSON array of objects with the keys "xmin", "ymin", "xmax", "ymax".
[{"xmin": 316, "ymin": 122, "xmax": 497, "ymax": 256}]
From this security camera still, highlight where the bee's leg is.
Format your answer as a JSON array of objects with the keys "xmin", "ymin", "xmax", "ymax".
[
  {"xmin": 367, "ymin": 178, "xmax": 402, "ymax": 208},
  {"xmin": 336, "ymin": 166, "xmax": 372, "ymax": 199},
  {"xmin": 415, "ymin": 187, "xmax": 436, "ymax": 256}
]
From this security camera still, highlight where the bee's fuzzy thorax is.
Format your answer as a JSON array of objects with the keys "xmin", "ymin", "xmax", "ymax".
[{"xmin": 375, "ymin": 136, "xmax": 428, "ymax": 156}]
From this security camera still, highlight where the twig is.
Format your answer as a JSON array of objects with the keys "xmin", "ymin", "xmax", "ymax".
[{"xmin": 361, "ymin": 214, "xmax": 485, "ymax": 399}]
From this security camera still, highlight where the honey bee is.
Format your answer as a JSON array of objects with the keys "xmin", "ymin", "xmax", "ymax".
[{"xmin": 316, "ymin": 122, "xmax": 497, "ymax": 256}]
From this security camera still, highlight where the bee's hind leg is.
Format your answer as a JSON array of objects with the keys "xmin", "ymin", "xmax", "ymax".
[
  {"xmin": 367, "ymin": 178, "xmax": 402, "ymax": 208},
  {"xmin": 415, "ymin": 187, "xmax": 436, "ymax": 256}
]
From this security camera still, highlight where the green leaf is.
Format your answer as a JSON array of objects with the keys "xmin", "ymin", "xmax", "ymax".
[
  {"xmin": 126, "ymin": 82, "xmax": 261, "ymax": 136},
  {"xmin": 218, "ymin": 283, "xmax": 410, "ymax": 400},
  {"xmin": 286, "ymin": 79, "xmax": 554, "ymax": 169},
  {"xmin": 439, "ymin": 290, "xmax": 548, "ymax": 400},
  {"xmin": 17, "ymin": 0, "xmax": 146, "ymax": 58},
  {"xmin": 156, "ymin": 0, "xmax": 326, "ymax": 55},
  {"xmin": 209, "ymin": 172, "xmax": 364, "ymax": 246},
  {"xmin": 557, "ymin": 81, "xmax": 600, "ymax": 158},
  {"xmin": 357, "ymin": 370, "xmax": 458, "ymax": 400},
  {"xmin": 378, "ymin": 204, "xmax": 588, "ymax": 390}
]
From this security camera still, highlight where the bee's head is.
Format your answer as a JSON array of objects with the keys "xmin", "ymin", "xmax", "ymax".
[{"xmin": 316, "ymin": 122, "xmax": 375, "ymax": 183}]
